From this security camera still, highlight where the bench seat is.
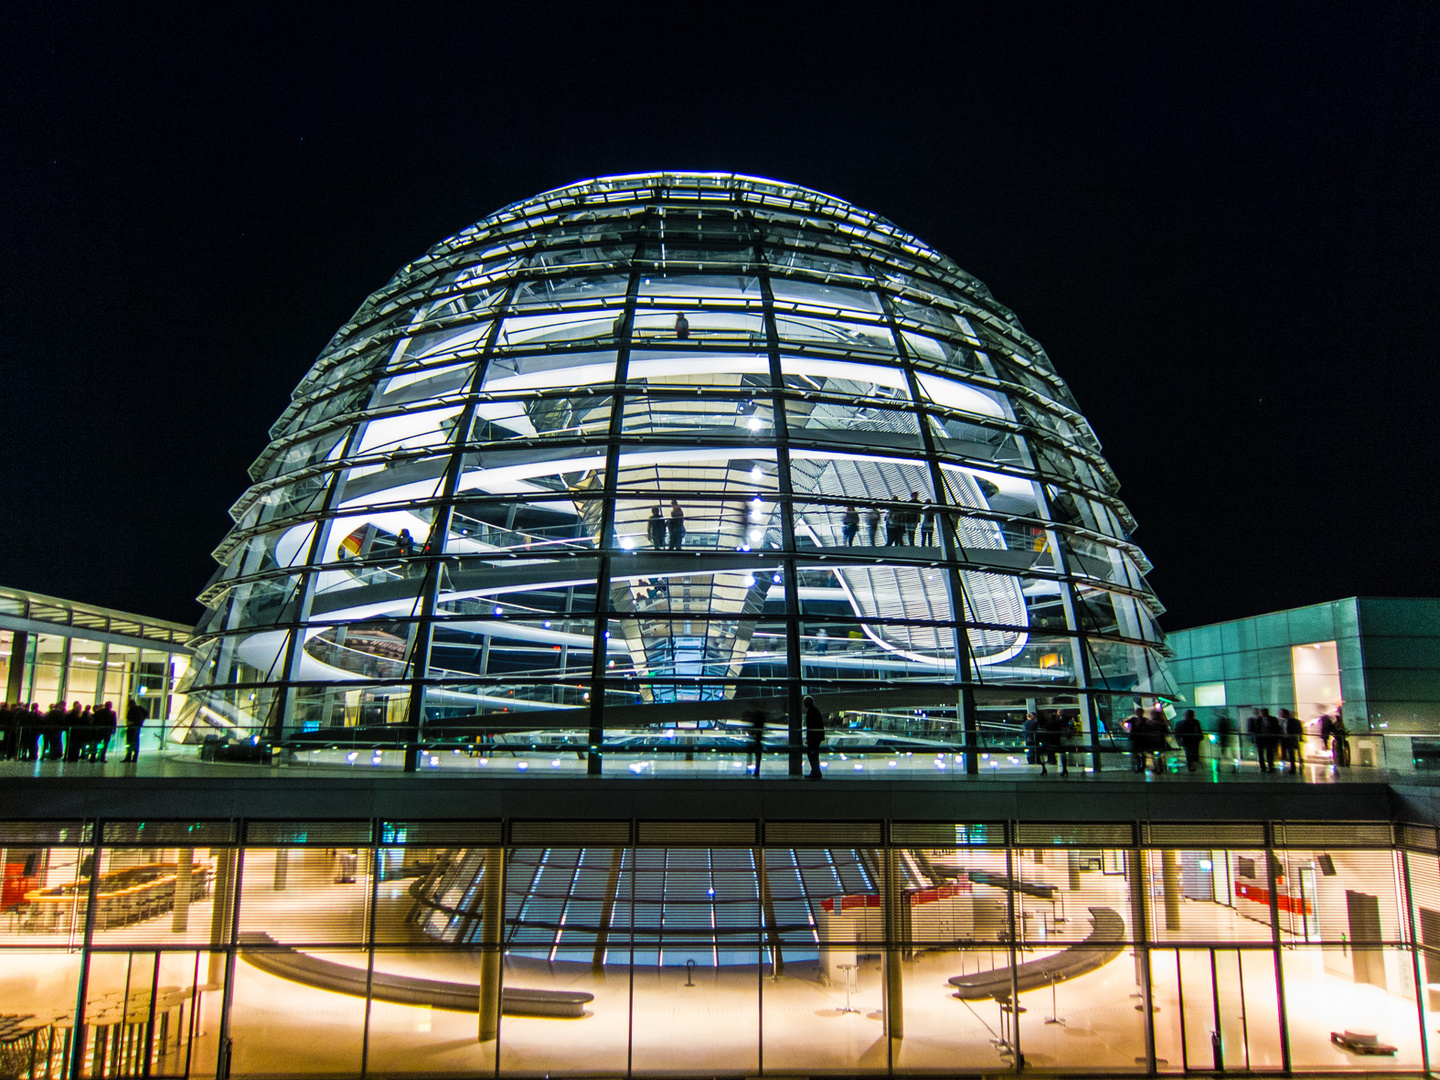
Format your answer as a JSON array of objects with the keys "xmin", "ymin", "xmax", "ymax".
[{"xmin": 239, "ymin": 932, "xmax": 593, "ymax": 1018}]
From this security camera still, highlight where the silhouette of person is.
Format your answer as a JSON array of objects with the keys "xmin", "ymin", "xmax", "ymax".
[
  {"xmin": 674, "ymin": 313, "xmax": 690, "ymax": 340},
  {"xmin": 744, "ymin": 705, "xmax": 767, "ymax": 777},
  {"xmin": 1041, "ymin": 711, "xmax": 1070, "ymax": 776},
  {"xmin": 1329, "ymin": 708, "xmax": 1350, "ymax": 768},
  {"xmin": 667, "ymin": 501, "xmax": 686, "ymax": 550},
  {"xmin": 1126, "ymin": 705, "xmax": 1148, "ymax": 772},
  {"xmin": 803, "ymin": 695, "xmax": 826, "ymax": 779},
  {"xmin": 842, "ymin": 506, "xmax": 859, "ymax": 547},
  {"xmin": 1023, "ymin": 712, "xmax": 1040, "ymax": 768},
  {"xmin": 904, "ymin": 492, "xmax": 923, "ymax": 545},
  {"xmin": 1258, "ymin": 708, "xmax": 1282, "ymax": 774},
  {"xmin": 123, "ymin": 699, "xmax": 147, "ymax": 763},
  {"xmin": 1175, "ymin": 709, "xmax": 1204, "ymax": 772},
  {"xmin": 1280, "ymin": 708, "xmax": 1302, "ymax": 774},
  {"xmin": 647, "ymin": 506, "xmax": 666, "ymax": 549},
  {"xmin": 1213, "ymin": 713, "xmax": 1237, "ymax": 772}
]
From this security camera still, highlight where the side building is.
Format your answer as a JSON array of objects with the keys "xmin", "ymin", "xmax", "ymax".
[
  {"xmin": 0, "ymin": 584, "xmax": 192, "ymax": 733},
  {"xmin": 1166, "ymin": 597, "xmax": 1440, "ymax": 772}
]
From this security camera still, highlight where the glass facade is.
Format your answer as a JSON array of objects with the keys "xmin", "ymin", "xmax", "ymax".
[
  {"xmin": 1167, "ymin": 598, "xmax": 1440, "ymax": 772},
  {"xmin": 1, "ymin": 817, "xmax": 1437, "ymax": 1077},
  {"xmin": 175, "ymin": 172, "xmax": 1172, "ymax": 772},
  {"xmin": 0, "ymin": 586, "xmax": 192, "ymax": 735}
]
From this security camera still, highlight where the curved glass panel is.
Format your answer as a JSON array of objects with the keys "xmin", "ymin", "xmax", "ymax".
[{"xmin": 177, "ymin": 172, "xmax": 1173, "ymax": 767}]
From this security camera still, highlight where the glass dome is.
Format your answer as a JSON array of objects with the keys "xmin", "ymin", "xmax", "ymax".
[{"xmin": 176, "ymin": 172, "xmax": 1172, "ymax": 773}]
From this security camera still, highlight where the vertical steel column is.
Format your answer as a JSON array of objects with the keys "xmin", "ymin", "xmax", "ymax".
[
  {"xmin": 743, "ymin": 200, "xmax": 804, "ymax": 776},
  {"xmin": 399, "ymin": 457, "xmax": 465, "ymax": 772},
  {"xmin": 56, "ymin": 635, "xmax": 72, "ymax": 703},
  {"xmin": 160, "ymin": 649, "xmax": 173, "ymax": 745},
  {"xmin": 267, "ymin": 421, "xmax": 363, "ymax": 742},
  {"xmin": 973, "ymin": 339, "xmax": 1104, "ymax": 772},
  {"xmin": 592, "ymin": 848, "xmax": 624, "ymax": 971},
  {"xmin": 1004, "ymin": 833, "xmax": 1021, "ymax": 1067},
  {"xmin": 360, "ymin": 842, "xmax": 381, "ymax": 1079},
  {"xmin": 1127, "ymin": 834, "xmax": 1156, "ymax": 1074},
  {"xmin": 586, "ymin": 208, "xmax": 652, "ymax": 775},
  {"xmin": 1161, "ymin": 848, "xmax": 1182, "ymax": 932},
  {"xmin": 92, "ymin": 641, "xmax": 109, "ymax": 707},
  {"xmin": 1016, "ymin": 435, "xmax": 1106, "ymax": 774},
  {"xmin": 1262, "ymin": 827, "xmax": 1293, "ymax": 1073},
  {"xmin": 171, "ymin": 848, "xmax": 193, "ymax": 933},
  {"xmin": 875, "ymin": 286, "xmax": 981, "ymax": 773},
  {"xmin": 755, "ymin": 847, "xmax": 784, "ymax": 976},
  {"xmin": 208, "ymin": 845, "xmax": 238, "ymax": 988},
  {"xmin": 478, "ymin": 848, "xmax": 505, "ymax": 1041},
  {"xmin": 400, "ymin": 290, "xmax": 514, "ymax": 771},
  {"xmin": 1044, "ymin": 535, "xmax": 1105, "ymax": 773},
  {"xmin": 215, "ymin": 841, "xmax": 245, "ymax": 1080},
  {"xmin": 882, "ymin": 844, "xmax": 905, "ymax": 1040},
  {"xmin": 5, "ymin": 630, "xmax": 27, "ymax": 704},
  {"xmin": 67, "ymin": 824, "xmax": 103, "ymax": 1080},
  {"xmin": 1399, "ymin": 840, "xmax": 1431, "ymax": 1072}
]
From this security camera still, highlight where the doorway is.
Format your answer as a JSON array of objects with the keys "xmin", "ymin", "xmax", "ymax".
[
  {"xmin": 1172, "ymin": 948, "xmax": 1282, "ymax": 1072},
  {"xmin": 1346, "ymin": 889, "xmax": 1386, "ymax": 988}
]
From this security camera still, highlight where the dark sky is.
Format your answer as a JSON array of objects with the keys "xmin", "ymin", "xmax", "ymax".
[{"xmin": 3, "ymin": 3, "xmax": 1436, "ymax": 632}]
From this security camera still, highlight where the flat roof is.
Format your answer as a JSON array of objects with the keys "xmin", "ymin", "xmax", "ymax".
[{"xmin": 0, "ymin": 584, "xmax": 192, "ymax": 652}]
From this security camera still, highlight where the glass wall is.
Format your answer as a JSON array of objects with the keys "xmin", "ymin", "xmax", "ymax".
[
  {"xmin": 0, "ymin": 582, "xmax": 192, "ymax": 759},
  {"xmin": 175, "ymin": 172, "xmax": 1173, "ymax": 774},
  {"xmin": 0, "ymin": 817, "xmax": 1435, "ymax": 1077}
]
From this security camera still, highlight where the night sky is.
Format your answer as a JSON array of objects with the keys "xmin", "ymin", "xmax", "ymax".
[{"xmin": 3, "ymin": 4, "xmax": 1436, "ymax": 632}]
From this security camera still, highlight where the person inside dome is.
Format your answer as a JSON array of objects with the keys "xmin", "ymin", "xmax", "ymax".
[{"xmin": 667, "ymin": 501, "xmax": 686, "ymax": 550}]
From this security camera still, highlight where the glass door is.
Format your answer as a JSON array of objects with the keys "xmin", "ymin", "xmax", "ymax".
[{"xmin": 1175, "ymin": 948, "xmax": 1282, "ymax": 1072}]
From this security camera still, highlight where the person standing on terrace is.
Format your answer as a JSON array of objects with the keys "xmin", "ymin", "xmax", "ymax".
[{"xmin": 122, "ymin": 698, "xmax": 147, "ymax": 763}]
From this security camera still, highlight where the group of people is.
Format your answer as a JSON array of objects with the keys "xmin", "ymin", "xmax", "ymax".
[
  {"xmin": 742, "ymin": 696, "xmax": 827, "ymax": 779},
  {"xmin": 646, "ymin": 502, "xmax": 687, "ymax": 550},
  {"xmin": 637, "ymin": 494, "xmax": 947, "ymax": 553},
  {"xmin": 0, "ymin": 699, "xmax": 148, "ymax": 764},
  {"xmin": 1122, "ymin": 704, "xmax": 1197, "ymax": 774},
  {"xmin": 841, "ymin": 493, "xmax": 936, "ymax": 548},
  {"xmin": 1022, "ymin": 711, "xmax": 1074, "ymax": 775},
  {"xmin": 1119, "ymin": 703, "xmax": 1351, "ymax": 776}
]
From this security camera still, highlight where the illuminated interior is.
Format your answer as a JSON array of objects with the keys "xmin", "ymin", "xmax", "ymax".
[
  {"xmin": 174, "ymin": 173, "xmax": 1172, "ymax": 768},
  {"xmin": 3, "ymin": 817, "xmax": 1438, "ymax": 1077}
]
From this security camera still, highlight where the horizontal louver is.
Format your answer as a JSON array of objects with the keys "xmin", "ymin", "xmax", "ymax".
[
  {"xmin": 636, "ymin": 821, "xmax": 757, "ymax": 846},
  {"xmin": 245, "ymin": 821, "xmax": 374, "ymax": 846},
  {"xmin": 1275, "ymin": 821, "xmax": 1392, "ymax": 848},
  {"xmin": 379, "ymin": 821, "xmax": 501, "ymax": 845},
  {"xmin": 510, "ymin": 821, "xmax": 632, "ymax": 845},
  {"xmin": 102, "ymin": 820, "xmax": 236, "ymax": 845},
  {"xmin": 1143, "ymin": 822, "xmax": 1265, "ymax": 847},
  {"xmin": 764, "ymin": 822, "xmax": 882, "ymax": 846},
  {"xmin": 889, "ymin": 822, "xmax": 1005, "ymax": 846},
  {"xmin": 1399, "ymin": 823, "xmax": 1439, "ymax": 854},
  {"xmin": 0, "ymin": 821, "xmax": 91, "ymax": 845},
  {"xmin": 1014, "ymin": 822, "xmax": 1135, "ymax": 847}
]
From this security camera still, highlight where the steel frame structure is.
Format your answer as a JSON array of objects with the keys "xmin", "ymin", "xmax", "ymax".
[{"xmin": 176, "ymin": 173, "xmax": 1172, "ymax": 771}]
